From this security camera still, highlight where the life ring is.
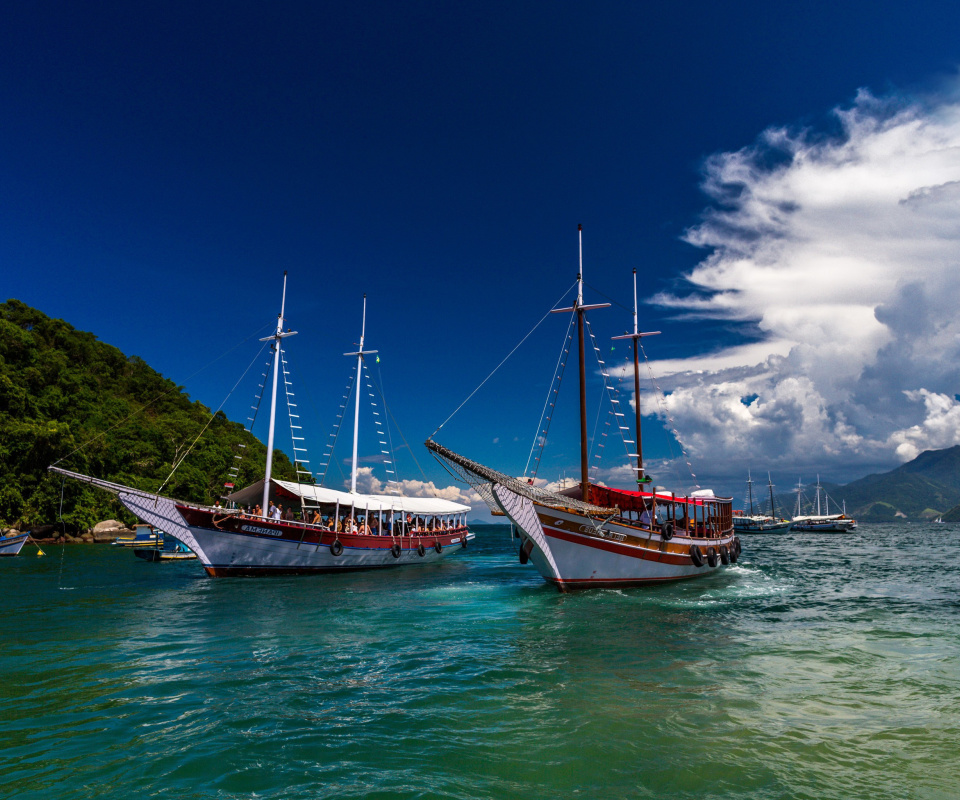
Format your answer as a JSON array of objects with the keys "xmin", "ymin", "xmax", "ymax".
[
  {"xmin": 660, "ymin": 521, "xmax": 674, "ymax": 541},
  {"xmin": 417, "ymin": 543, "xmax": 425, "ymax": 557},
  {"xmin": 706, "ymin": 546, "xmax": 718, "ymax": 568},
  {"xmin": 689, "ymin": 544, "xmax": 704, "ymax": 567},
  {"xmin": 519, "ymin": 544, "xmax": 529, "ymax": 564},
  {"xmin": 719, "ymin": 545, "xmax": 729, "ymax": 565},
  {"xmin": 330, "ymin": 540, "xmax": 343, "ymax": 557},
  {"xmin": 391, "ymin": 543, "xmax": 401, "ymax": 559},
  {"xmin": 434, "ymin": 541, "xmax": 443, "ymax": 554}
]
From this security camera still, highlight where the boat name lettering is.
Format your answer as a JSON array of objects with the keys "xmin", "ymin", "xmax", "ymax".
[{"xmin": 241, "ymin": 525, "xmax": 283, "ymax": 537}]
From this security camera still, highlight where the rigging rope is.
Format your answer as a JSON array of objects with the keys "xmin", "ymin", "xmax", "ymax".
[
  {"xmin": 430, "ymin": 280, "xmax": 578, "ymax": 438},
  {"xmin": 523, "ymin": 312, "xmax": 575, "ymax": 480},
  {"xmin": 155, "ymin": 341, "xmax": 269, "ymax": 497},
  {"xmin": 51, "ymin": 320, "xmax": 275, "ymax": 468}
]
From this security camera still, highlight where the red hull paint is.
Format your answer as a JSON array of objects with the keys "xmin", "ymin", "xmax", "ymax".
[
  {"xmin": 177, "ymin": 505, "xmax": 467, "ymax": 551},
  {"xmin": 549, "ymin": 572, "xmax": 708, "ymax": 592},
  {"xmin": 542, "ymin": 524, "xmax": 726, "ymax": 567},
  {"xmin": 203, "ymin": 563, "xmax": 427, "ymax": 577}
]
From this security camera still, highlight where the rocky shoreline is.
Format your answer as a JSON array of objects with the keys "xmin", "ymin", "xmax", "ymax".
[{"xmin": 5, "ymin": 519, "xmax": 136, "ymax": 545}]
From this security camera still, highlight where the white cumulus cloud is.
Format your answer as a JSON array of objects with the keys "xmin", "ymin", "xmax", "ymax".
[{"xmin": 639, "ymin": 81, "xmax": 960, "ymax": 487}]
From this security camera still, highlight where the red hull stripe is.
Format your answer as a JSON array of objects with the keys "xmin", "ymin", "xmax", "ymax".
[
  {"xmin": 542, "ymin": 525, "xmax": 730, "ymax": 566},
  {"xmin": 205, "ymin": 564, "xmax": 417, "ymax": 577},
  {"xmin": 549, "ymin": 572, "xmax": 708, "ymax": 591}
]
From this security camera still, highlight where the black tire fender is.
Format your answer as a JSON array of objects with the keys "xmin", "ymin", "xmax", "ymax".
[
  {"xmin": 660, "ymin": 521, "xmax": 674, "ymax": 541},
  {"xmin": 735, "ymin": 537, "xmax": 742, "ymax": 556},
  {"xmin": 417, "ymin": 543, "xmax": 425, "ymax": 557},
  {"xmin": 391, "ymin": 543, "xmax": 401, "ymax": 559},
  {"xmin": 719, "ymin": 545, "xmax": 730, "ymax": 565},
  {"xmin": 689, "ymin": 543, "xmax": 704, "ymax": 568},
  {"xmin": 434, "ymin": 541, "xmax": 443, "ymax": 554},
  {"xmin": 706, "ymin": 546, "xmax": 718, "ymax": 568},
  {"xmin": 330, "ymin": 540, "xmax": 343, "ymax": 557}
]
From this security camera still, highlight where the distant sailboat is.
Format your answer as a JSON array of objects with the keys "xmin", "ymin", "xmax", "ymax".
[
  {"xmin": 732, "ymin": 472, "xmax": 792, "ymax": 533},
  {"xmin": 790, "ymin": 476, "xmax": 857, "ymax": 533}
]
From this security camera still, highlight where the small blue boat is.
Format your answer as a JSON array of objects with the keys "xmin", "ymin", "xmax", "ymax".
[
  {"xmin": 113, "ymin": 524, "xmax": 162, "ymax": 548},
  {"xmin": 134, "ymin": 534, "xmax": 197, "ymax": 561}
]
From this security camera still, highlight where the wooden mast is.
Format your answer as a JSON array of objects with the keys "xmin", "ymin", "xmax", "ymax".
[
  {"xmin": 552, "ymin": 225, "xmax": 608, "ymax": 504},
  {"xmin": 612, "ymin": 268, "xmax": 659, "ymax": 486}
]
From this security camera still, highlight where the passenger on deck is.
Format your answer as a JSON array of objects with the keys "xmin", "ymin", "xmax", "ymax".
[
  {"xmin": 405, "ymin": 513, "xmax": 414, "ymax": 534},
  {"xmin": 310, "ymin": 509, "xmax": 322, "ymax": 524},
  {"xmin": 369, "ymin": 518, "xmax": 380, "ymax": 536},
  {"xmin": 252, "ymin": 504, "xmax": 262, "ymax": 518},
  {"xmin": 639, "ymin": 502, "xmax": 654, "ymax": 528},
  {"xmin": 284, "ymin": 506, "xmax": 295, "ymax": 521}
]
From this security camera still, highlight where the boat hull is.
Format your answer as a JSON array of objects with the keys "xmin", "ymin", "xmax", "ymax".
[
  {"xmin": 0, "ymin": 533, "xmax": 28, "ymax": 556},
  {"xmin": 733, "ymin": 518, "xmax": 792, "ymax": 534},
  {"xmin": 177, "ymin": 506, "xmax": 472, "ymax": 577},
  {"xmin": 791, "ymin": 520, "xmax": 857, "ymax": 533},
  {"xmin": 491, "ymin": 485, "xmax": 737, "ymax": 591}
]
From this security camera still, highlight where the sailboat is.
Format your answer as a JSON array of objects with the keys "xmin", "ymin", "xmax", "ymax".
[
  {"xmin": 428, "ymin": 227, "xmax": 739, "ymax": 591},
  {"xmin": 790, "ymin": 476, "xmax": 857, "ymax": 533},
  {"xmin": 51, "ymin": 274, "xmax": 472, "ymax": 576},
  {"xmin": 732, "ymin": 472, "xmax": 792, "ymax": 533}
]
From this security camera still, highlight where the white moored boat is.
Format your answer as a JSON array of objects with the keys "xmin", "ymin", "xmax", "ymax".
[
  {"xmin": 428, "ymin": 227, "xmax": 738, "ymax": 591},
  {"xmin": 51, "ymin": 274, "xmax": 472, "ymax": 577},
  {"xmin": 790, "ymin": 476, "xmax": 857, "ymax": 533},
  {"xmin": 733, "ymin": 472, "xmax": 792, "ymax": 534}
]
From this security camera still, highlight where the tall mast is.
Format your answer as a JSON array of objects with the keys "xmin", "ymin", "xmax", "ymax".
[
  {"xmin": 344, "ymin": 295, "xmax": 378, "ymax": 495},
  {"xmin": 552, "ymin": 224, "xmax": 608, "ymax": 504},
  {"xmin": 746, "ymin": 470, "xmax": 755, "ymax": 515},
  {"xmin": 576, "ymin": 227, "xmax": 588, "ymax": 503},
  {"xmin": 259, "ymin": 272, "xmax": 298, "ymax": 514},
  {"xmin": 816, "ymin": 475, "xmax": 822, "ymax": 516},
  {"xmin": 768, "ymin": 472, "xmax": 777, "ymax": 518},
  {"xmin": 612, "ymin": 268, "xmax": 659, "ymax": 486}
]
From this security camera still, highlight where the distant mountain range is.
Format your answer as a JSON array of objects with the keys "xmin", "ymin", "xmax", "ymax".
[{"xmin": 766, "ymin": 446, "xmax": 960, "ymax": 522}]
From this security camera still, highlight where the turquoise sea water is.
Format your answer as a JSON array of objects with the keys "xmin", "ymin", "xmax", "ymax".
[{"xmin": 1, "ymin": 524, "xmax": 958, "ymax": 799}]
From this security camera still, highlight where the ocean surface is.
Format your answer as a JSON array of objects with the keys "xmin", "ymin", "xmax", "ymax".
[{"xmin": 1, "ymin": 523, "xmax": 958, "ymax": 800}]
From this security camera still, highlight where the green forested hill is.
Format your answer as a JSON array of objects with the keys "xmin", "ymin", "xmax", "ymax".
[
  {"xmin": 830, "ymin": 446, "xmax": 960, "ymax": 520},
  {"xmin": 0, "ymin": 299, "xmax": 295, "ymax": 531}
]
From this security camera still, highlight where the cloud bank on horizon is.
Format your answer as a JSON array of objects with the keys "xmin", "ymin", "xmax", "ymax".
[{"xmin": 641, "ymin": 79, "xmax": 960, "ymax": 486}]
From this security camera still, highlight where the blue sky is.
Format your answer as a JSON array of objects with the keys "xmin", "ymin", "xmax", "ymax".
[{"xmin": 4, "ymin": 2, "xmax": 960, "ymax": 510}]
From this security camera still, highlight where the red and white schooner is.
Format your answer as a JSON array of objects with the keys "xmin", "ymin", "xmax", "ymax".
[
  {"xmin": 428, "ymin": 227, "xmax": 739, "ymax": 591},
  {"xmin": 51, "ymin": 274, "xmax": 472, "ymax": 577}
]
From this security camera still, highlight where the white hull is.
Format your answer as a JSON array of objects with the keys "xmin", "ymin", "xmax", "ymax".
[
  {"xmin": 733, "ymin": 518, "xmax": 792, "ymax": 534},
  {"xmin": 791, "ymin": 521, "xmax": 857, "ymax": 533},
  {"xmin": 185, "ymin": 524, "xmax": 469, "ymax": 576},
  {"xmin": 492, "ymin": 485, "xmax": 737, "ymax": 590},
  {"xmin": 0, "ymin": 533, "xmax": 28, "ymax": 556}
]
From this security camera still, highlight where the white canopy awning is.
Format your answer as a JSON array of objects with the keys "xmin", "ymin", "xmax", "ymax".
[{"xmin": 226, "ymin": 478, "xmax": 470, "ymax": 515}]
